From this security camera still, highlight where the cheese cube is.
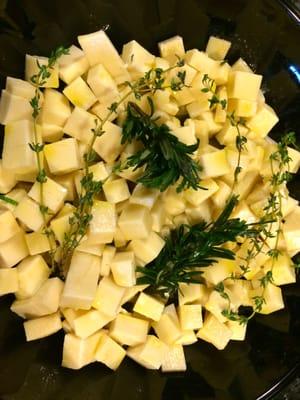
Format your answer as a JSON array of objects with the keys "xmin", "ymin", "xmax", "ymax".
[
  {"xmin": 0, "ymin": 231, "xmax": 29, "ymax": 268},
  {"xmin": 44, "ymin": 138, "xmax": 81, "ymax": 175},
  {"xmin": 63, "ymin": 107, "xmax": 96, "ymax": 143},
  {"xmin": 24, "ymin": 312, "xmax": 62, "ymax": 341},
  {"xmin": 15, "ymin": 255, "xmax": 50, "ymax": 299},
  {"xmin": 185, "ymin": 200, "xmax": 212, "ymax": 224},
  {"xmin": 25, "ymin": 231, "xmax": 51, "ymax": 255},
  {"xmin": 130, "ymin": 184, "xmax": 159, "ymax": 209},
  {"xmin": 204, "ymin": 290, "xmax": 230, "ymax": 323},
  {"xmin": 118, "ymin": 204, "xmax": 152, "ymax": 241},
  {"xmin": 91, "ymin": 101, "xmax": 119, "ymax": 122},
  {"xmin": 184, "ymin": 179, "xmax": 219, "ymax": 206},
  {"xmin": 93, "ymin": 276, "xmax": 126, "ymax": 316},
  {"xmin": 206, "ymin": 36, "xmax": 231, "ymax": 60},
  {"xmin": 122, "ymin": 40, "xmax": 155, "ymax": 78},
  {"xmin": 95, "ymin": 333, "xmax": 126, "ymax": 370},
  {"xmin": 283, "ymin": 207, "xmax": 300, "ymax": 252},
  {"xmin": 109, "ymin": 313, "xmax": 149, "ymax": 346},
  {"xmin": 120, "ymin": 284, "xmax": 149, "ymax": 306},
  {"xmin": 28, "ymin": 177, "xmax": 67, "ymax": 214},
  {"xmin": 41, "ymin": 124, "xmax": 63, "ymax": 142},
  {"xmin": 232, "ymin": 58, "xmax": 253, "ymax": 73},
  {"xmin": 25, "ymin": 55, "xmax": 59, "ymax": 88},
  {"xmin": 127, "ymin": 335, "xmax": 167, "ymax": 370},
  {"xmin": 0, "ymin": 160, "xmax": 17, "ymax": 194},
  {"xmin": 0, "ymin": 210, "xmax": 20, "ymax": 243},
  {"xmin": 203, "ymin": 259, "xmax": 237, "ymax": 286},
  {"xmin": 39, "ymin": 89, "xmax": 71, "ymax": 126},
  {"xmin": 78, "ymin": 29, "xmax": 130, "ymax": 84},
  {"xmin": 58, "ymin": 45, "xmax": 89, "ymax": 84},
  {"xmin": 227, "ymin": 98, "xmax": 257, "ymax": 117},
  {"xmin": 14, "ymin": 195, "xmax": 44, "ymax": 232},
  {"xmin": 2, "ymin": 120, "xmax": 39, "ymax": 174},
  {"xmin": 60, "ymin": 308, "xmax": 86, "ymax": 330},
  {"xmin": 62, "ymin": 331, "xmax": 102, "ymax": 369},
  {"xmin": 11, "ymin": 277, "xmax": 64, "ymax": 318},
  {"xmin": 197, "ymin": 313, "xmax": 232, "ymax": 350},
  {"xmin": 5, "ymin": 76, "xmax": 36, "ymax": 99},
  {"xmin": 103, "ymin": 179, "xmax": 130, "ymax": 204},
  {"xmin": 93, "ymin": 121, "xmax": 124, "ymax": 163},
  {"xmin": 158, "ymin": 36, "xmax": 185, "ymax": 64},
  {"xmin": 288, "ymin": 147, "xmax": 300, "ymax": 173},
  {"xmin": 110, "ymin": 251, "xmax": 136, "ymax": 287},
  {"xmin": 178, "ymin": 283, "xmax": 208, "ymax": 306},
  {"xmin": 178, "ymin": 305, "xmax": 203, "ymax": 330},
  {"xmin": 0, "ymin": 268, "xmax": 18, "ymax": 296},
  {"xmin": 198, "ymin": 111, "xmax": 222, "ymax": 135},
  {"xmin": 163, "ymin": 186, "xmax": 186, "ymax": 216},
  {"xmin": 161, "ymin": 344, "xmax": 186, "ymax": 372},
  {"xmin": 54, "ymin": 173, "xmax": 76, "ymax": 202},
  {"xmin": 130, "ymin": 231, "xmax": 165, "ymax": 264},
  {"xmin": 63, "ymin": 77, "xmax": 97, "ymax": 110},
  {"xmin": 211, "ymin": 180, "xmax": 231, "ymax": 210},
  {"xmin": 73, "ymin": 309, "xmax": 114, "ymax": 339},
  {"xmin": 200, "ymin": 149, "xmax": 230, "ymax": 178},
  {"xmin": 152, "ymin": 313, "xmax": 182, "ymax": 345},
  {"xmin": 60, "ymin": 252, "xmax": 101, "ymax": 310},
  {"xmin": 252, "ymin": 284, "xmax": 284, "ymax": 315},
  {"xmin": 227, "ymin": 71, "xmax": 262, "ymax": 101},
  {"xmin": 151, "ymin": 200, "xmax": 166, "ymax": 232},
  {"xmin": 226, "ymin": 320, "xmax": 247, "ymax": 341},
  {"xmin": 133, "ymin": 292, "xmax": 164, "ymax": 321},
  {"xmin": 98, "ymin": 245, "xmax": 115, "ymax": 276},
  {"xmin": 76, "ymin": 241, "xmax": 104, "ymax": 257},
  {"xmin": 247, "ymin": 104, "xmax": 279, "ymax": 138},
  {"xmin": 264, "ymin": 253, "xmax": 296, "ymax": 286},
  {"xmin": 87, "ymin": 201, "xmax": 116, "ymax": 244},
  {"xmin": 87, "ymin": 63, "xmax": 119, "ymax": 103},
  {"xmin": 50, "ymin": 212, "xmax": 72, "ymax": 245},
  {"xmin": 0, "ymin": 89, "xmax": 33, "ymax": 125},
  {"xmin": 172, "ymin": 125, "xmax": 197, "ymax": 146}
]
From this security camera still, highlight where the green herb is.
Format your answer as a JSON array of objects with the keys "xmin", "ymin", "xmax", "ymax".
[
  {"xmin": 137, "ymin": 196, "xmax": 262, "ymax": 299},
  {"xmin": 0, "ymin": 194, "xmax": 18, "ymax": 206}
]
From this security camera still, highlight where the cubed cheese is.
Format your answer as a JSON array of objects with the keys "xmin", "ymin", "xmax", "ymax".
[
  {"xmin": 14, "ymin": 195, "xmax": 45, "ymax": 232},
  {"xmin": 0, "ymin": 90, "xmax": 33, "ymax": 125},
  {"xmin": 110, "ymin": 251, "xmax": 136, "ymax": 287},
  {"xmin": 206, "ymin": 36, "xmax": 231, "ymax": 60},
  {"xmin": 247, "ymin": 104, "xmax": 279, "ymax": 138},
  {"xmin": 178, "ymin": 304, "xmax": 203, "ymax": 330},
  {"xmin": 0, "ymin": 231, "xmax": 29, "ymax": 268},
  {"xmin": 87, "ymin": 63, "xmax": 119, "ymax": 103},
  {"xmin": 103, "ymin": 179, "xmax": 130, "ymax": 203},
  {"xmin": 44, "ymin": 138, "xmax": 81, "ymax": 175},
  {"xmin": 39, "ymin": 89, "xmax": 71, "ymax": 126},
  {"xmin": 152, "ymin": 313, "xmax": 182, "ymax": 345},
  {"xmin": 93, "ymin": 121, "xmax": 124, "ymax": 163},
  {"xmin": 197, "ymin": 313, "xmax": 232, "ymax": 350},
  {"xmin": 0, "ymin": 160, "xmax": 17, "ymax": 194},
  {"xmin": 58, "ymin": 45, "xmax": 89, "ymax": 84},
  {"xmin": 133, "ymin": 292, "xmax": 164, "ymax": 321},
  {"xmin": 25, "ymin": 231, "xmax": 51, "ymax": 255},
  {"xmin": 24, "ymin": 312, "xmax": 62, "ymax": 341},
  {"xmin": 109, "ymin": 313, "xmax": 149, "ymax": 346},
  {"xmin": 161, "ymin": 344, "xmax": 186, "ymax": 372},
  {"xmin": 184, "ymin": 179, "xmax": 219, "ymax": 206},
  {"xmin": 119, "ymin": 204, "xmax": 152, "ymax": 240},
  {"xmin": 0, "ymin": 210, "xmax": 20, "ymax": 243},
  {"xmin": 63, "ymin": 77, "xmax": 97, "ymax": 110},
  {"xmin": 73, "ymin": 309, "xmax": 114, "ymax": 339},
  {"xmin": 93, "ymin": 276, "xmax": 126, "ymax": 316},
  {"xmin": 88, "ymin": 201, "xmax": 116, "ymax": 244},
  {"xmin": 127, "ymin": 335, "xmax": 167, "ymax": 370},
  {"xmin": 0, "ymin": 268, "xmax": 19, "ymax": 295},
  {"xmin": 95, "ymin": 333, "xmax": 126, "ymax": 370},
  {"xmin": 227, "ymin": 71, "xmax": 262, "ymax": 101},
  {"xmin": 130, "ymin": 231, "xmax": 165, "ymax": 264},
  {"xmin": 200, "ymin": 149, "xmax": 230, "ymax": 178},
  {"xmin": 28, "ymin": 177, "xmax": 67, "ymax": 214},
  {"xmin": 25, "ymin": 55, "xmax": 59, "ymax": 88}
]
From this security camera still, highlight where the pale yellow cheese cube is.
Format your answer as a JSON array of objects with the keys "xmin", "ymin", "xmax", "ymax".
[
  {"xmin": 39, "ymin": 89, "xmax": 71, "ymax": 126},
  {"xmin": 109, "ymin": 313, "xmax": 149, "ymax": 346},
  {"xmin": 60, "ymin": 308, "xmax": 86, "ymax": 330},
  {"xmin": 0, "ymin": 90, "xmax": 34, "ymax": 124},
  {"xmin": 130, "ymin": 184, "xmax": 159, "ymax": 210},
  {"xmin": 227, "ymin": 98, "xmax": 257, "ymax": 117},
  {"xmin": 122, "ymin": 40, "xmax": 155, "ymax": 78},
  {"xmin": 0, "ymin": 268, "xmax": 18, "ymax": 296},
  {"xmin": 185, "ymin": 200, "xmax": 212, "ymax": 224},
  {"xmin": 200, "ymin": 149, "xmax": 230, "ymax": 178},
  {"xmin": 0, "ymin": 160, "xmax": 17, "ymax": 193},
  {"xmin": 163, "ymin": 186, "xmax": 186, "ymax": 216},
  {"xmin": 73, "ymin": 309, "xmax": 114, "ymax": 339},
  {"xmin": 152, "ymin": 313, "xmax": 182, "ymax": 345},
  {"xmin": 172, "ymin": 125, "xmax": 197, "ymax": 146},
  {"xmin": 41, "ymin": 124, "xmax": 64, "ymax": 142},
  {"xmin": 11, "ymin": 277, "xmax": 64, "ymax": 318},
  {"xmin": 119, "ymin": 204, "xmax": 152, "ymax": 240},
  {"xmin": 114, "ymin": 227, "xmax": 128, "ymax": 248},
  {"xmin": 158, "ymin": 36, "xmax": 185, "ymax": 64},
  {"xmin": 28, "ymin": 177, "xmax": 67, "ymax": 214},
  {"xmin": 227, "ymin": 71, "xmax": 262, "ymax": 101},
  {"xmin": 288, "ymin": 147, "xmax": 300, "ymax": 173},
  {"xmin": 93, "ymin": 121, "xmax": 124, "ymax": 163},
  {"xmin": 127, "ymin": 335, "xmax": 167, "ymax": 370},
  {"xmin": 110, "ymin": 251, "xmax": 136, "ymax": 287},
  {"xmin": 91, "ymin": 101, "xmax": 120, "ymax": 122},
  {"xmin": 120, "ymin": 284, "xmax": 149, "ymax": 306},
  {"xmin": 197, "ymin": 313, "xmax": 232, "ymax": 350},
  {"xmin": 226, "ymin": 320, "xmax": 247, "ymax": 341},
  {"xmin": 206, "ymin": 36, "xmax": 231, "ymax": 60},
  {"xmin": 283, "ymin": 207, "xmax": 300, "ymax": 252},
  {"xmin": 247, "ymin": 104, "xmax": 279, "ymax": 138},
  {"xmin": 252, "ymin": 284, "xmax": 284, "ymax": 315},
  {"xmin": 63, "ymin": 107, "xmax": 95, "ymax": 143},
  {"xmin": 14, "ymin": 195, "xmax": 44, "ymax": 232},
  {"xmin": 63, "ymin": 77, "xmax": 97, "ymax": 110},
  {"xmin": 5, "ymin": 76, "xmax": 36, "ymax": 99},
  {"xmin": 151, "ymin": 200, "xmax": 166, "ymax": 232},
  {"xmin": 76, "ymin": 241, "xmax": 104, "ymax": 257},
  {"xmin": 264, "ymin": 253, "xmax": 296, "ymax": 286},
  {"xmin": 89, "ymin": 162, "xmax": 110, "ymax": 181},
  {"xmin": 211, "ymin": 180, "xmax": 231, "ymax": 210},
  {"xmin": 0, "ymin": 210, "xmax": 20, "ymax": 243},
  {"xmin": 161, "ymin": 344, "xmax": 186, "ymax": 372},
  {"xmin": 60, "ymin": 252, "xmax": 101, "ymax": 310},
  {"xmin": 25, "ymin": 231, "xmax": 51, "ymax": 255},
  {"xmin": 178, "ymin": 305, "xmax": 203, "ymax": 330},
  {"xmin": 98, "ymin": 245, "xmax": 115, "ymax": 276},
  {"xmin": 232, "ymin": 58, "xmax": 253, "ymax": 73},
  {"xmin": 198, "ymin": 111, "xmax": 222, "ymax": 135},
  {"xmin": 203, "ymin": 259, "xmax": 237, "ymax": 286},
  {"xmin": 25, "ymin": 55, "xmax": 59, "ymax": 88},
  {"xmin": 184, "ymin": 179, "xmax": 219, "ymax": 206},
  {"xmin": 44, "ymin": 138, "xmax": 81, "ymax": 175},
  {"xmin": 178, "ymin": 282, "xmax": 208, "ymax": 306},
  {"xmin": 88, "ymin": 201, "xmax": 116, "ymax": 244},
  {"xmin": 175, "ymin": 330, "xmax": 198, "ymax": 346},
  {"xmin": 0, "ymin": 231, "xmax": 29, "ymax": 268},
  {"xmin": 54, "ymin": 173, "xmax": 76, "ymax": 202},
  {"xmin": 95, "ymin": 333, "xmax": 126, "ymax": 370},
  {"xmin": 131, "ymin": 230, "xmax": 165, "ymax": 264},
  {"xmin": 133, "ymin": 292, "xmax": 164, "ymax": 321},
  {"xmin": 58, "ymin": 45, "xmax": 89, "ymax": 84},
  {"xmin": 93, "ymin": 276, "xmax": 126, "ymax": 316},
  {"xmin": 87, "ymin": 63, "xmax": 119, "ymax": 103},
  {"xmin": 24, "ymin": 311, "xmax": 62, "ymax": 341},
  {"xmin": 50, "ymin": 212, "xmax": 72, "ymax": 245},
  {"xmin": 103, "ymin": 179, "xmax": 130, "ymax": 204},
  {"xmin": 16, "ymin": 255, "xmax": 50, "ymax": 299},
  {"xmin": 204, "ymin": 290, "xmax": 229, "ymax": 323}
]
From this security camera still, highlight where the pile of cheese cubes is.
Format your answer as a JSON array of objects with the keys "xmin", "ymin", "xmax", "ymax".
[{"xmin": 0, "ymin": 30, "xmax": 300, "ymax": 372}]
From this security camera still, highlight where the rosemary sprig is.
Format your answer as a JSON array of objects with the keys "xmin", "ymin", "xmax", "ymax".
[
  {"xmin": 137, "ymin": 196, "xmax": 262, "ymax": 299},
  {"xmin": 118, "ymin": 102, "xmax": 202, "ymax": 192},
  {"xmin": 0, "ymin": 194, "xmax": 18, "ymax": 206}
]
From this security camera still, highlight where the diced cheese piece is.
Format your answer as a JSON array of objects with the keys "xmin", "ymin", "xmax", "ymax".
[
  {"xmin": 87, "ymin": 64, "xmax": 119, "ymax": 103},
  {"xmin": 63, "ymin": 107, "xmax": 96, "ymax": 143},
  {"xmin": 237, "ymin": 240, "xmax": 270, "ymax": 280},
  {"xmin": 203, "ymin": 259, "xmax": 237, "ymax": 286},
  {"xmin": 184, "ymin": 179, "xmax": 219, "ymax": 206},
  {"xmin": 186, "ymin": 93, "xmax": 210, "ymax": 118},
  {"xmin": 110, "ymin": 314, "xmax": 149, "ymax": 346},
  {"xmin": 130, "ymin": 184, "xmax": 159, "ymax": 210},
  {"xmin": 247, "ymin": 104, "xmax": 279, "ymax": 138},
  {"xmin": 93, "ymin": 121, "xmax": 124, "ymax": 163},
  {"xmin": 283, "ymin": 207, "xmax": 300, "ymax": 252},
  {"xmin": 206, "ymin": 36, "xmax": 231, "ymax": 60},
  {"xmin": 14, "ymin": 195, "xmax": 44, "ymax": 232},
  {"xmin": 25, "ymin": 55, "xmax": 59, "ymax": 88},
  {"xmin": 151, "ymin": 200, "xmax": 166, "ymax": 232},
  {"xmin": 158, "ymin": 36, "xmax": 185, "ymax": 64},
  {"xmin": 198, "ymin": 111, "xmax": 222, "ymax": 135},
  {"xmin": 0, "ymin": 90, "xmax": 32, "ymax": 125},
  {"xmin": 0, "ymin": 210, "xmax": 20, "ymax": 243},
  {"xmin": 120, "ymin": 284, "xmax": 149, "ymax": 306},
  {"xmin": 172, "ymin": 125, "xmax": 197, "ymax": 146},
  {"xmin": 127, "ymin": 335, "xmax": 167, "ymax": 370},
  {"xmin": 227, "ymin": 71, "xmax": 262, "ymax": 101},
  {"xmin": 185, "ymin": 200, "xmax": 212, "ymax": 224},
  {"xmin": 11, "ymin": 277, "xmax": 63, "ymax": 318},
  {"xmin": 114, "ymin": 226, "xmax": 127, "ymax": 248},
  {"xmin": 130, "ymin": 231, "xmax": 165, "ymax": 264},
  {"xmin": 90, "ymin": 101, "xmax": 119, "ymax": 122},
  {"xmin": 58, "ymin": 45, "xmax": 89, "ymax": 84},
  {"xmin": 0, "ymin": 231, "xmax": 29, "ymax": 268},
  {"xmin": 0, "ymin": 268, "xmax": 18, "ymax": 295},
  {"xmin": 252, "ymin": 284, "xmax": 284, "ymax": 315},
  {"xmin": 200, "ymin": 149, "xmax": 230, "ymax": 178},
  {"xmin": 39, "ymin": 89, "xmax": 71, "ymax": 126},
  {"xmin": 5, "ymin": 77, "xmax": 36, "ymax": 99},
  {"xmin": 95, "ymin": 333, "xmax": 126, "ymax": 370},
  {"xmin": 73, "ymin": 309, "xmax": 114, "ymax": 339},
  {"xmin": 63, "ymin": 77, "xmax": 97, "ymax": 110},
  {"xmin": 161, "ymin": 344, "xmax": 186, "ymax": 372},
  {"xmin": 2, "ymin": 120, "xmax": 39, "ymax": 174},
  {"xmin": 211, "ymin": 180, "xmax": 231, "ymax": 210},
  {"xmin": 197, "ymin": 313, "xmax": 232, "ymax": 350},
  {"xmin": 25, "ymin": 231, "xmax": 51, "ymax": 256},
  {"xmin": 133, "ymin": 292, "xmax": 164, "ymax": 321},
  {"xmin": 226, "ymin": 320, "xmax": 247, "ymax": 341},
  {"xmin": 226, "ymin": 280, "xmax": 252, "ymax": 308},
  {"xmin": 152, "ymin": 313, "xmax": 182, "ymax": 345},
  {"xmin": 44, "ymin": 138, "xmax": 81, "ymax": 175},
  {"xmin": 78, "ymin": 30, "xmax": 130, "ymax": 84},
  {"xmin": 98, "ymin": 245, "xmax": 114, "ymax": 276},
  {"xmin": 288, "ymin": 147, "xmax": 300, "ymax": 173},
  {"xmin": 89, "ymin": 162, "xmax": 110, "ymax": 181},
  {"xmin": 231, "ymin": 200, "xmax": 257, "ymax": 224},
  {"xmin": 0, "ymin": 188, "xmax": 26, "ymax": 213},
  {"xmin": 119, "ymin": 204, "xmax": 152, "ymax": 240},
  {"xmin": 15, "ymin": 255, "xmax": 50, "ymax": 299},
  {"xmin": 178, "ymin": 304, "xmax": 203, "ymax": 330},
  {"xmin": 103, "ymin": 179, "xmax": 130, "ymax": 204},
  {"xmin": 50, "ymin": 212, "xmax": 72, "ymax": 245},
  {"xmin": 93, "ymin": 276, "xmax": 126, "ymax": 316},
  {"xmin": 0, "ymin": 160, "xmax": 17, "ymax": 194},
  {"xmin": 24, "ymin": 312, "xmax": 62, "ymax": 341},
  {"xmin": 175, "ymin": 330, "xmax": 198, "ymax": 345},
  {"xmin": 54, "ymin": 173, "xmax": 76, "ymax": 202},
  {"xmin": 76, "ymin": 241, "xmax": 104, "ymax": 257},
  {"xmin": 110, "ymin": 251, "xmax": 136, "ymax": 287},
  {"xmin": 60, "ymin": 308, "xmax": 86, "ymax": 330},
  {"xmin": 28, "ymin": 177, "xmax": 67, "ymax": 214},
  {"xmin": 216, "ymin": 119, "xmax": 248, "ymax": 146},
  {"xmin": 62, "ymin": 331, "xmax": 102, "ymax": 369},
  {"xmin": 122, "ymin": 40, "xmax": 155, "ymax": 78},
  {"xmin": 232, "ymin": 58, "xmax": 253, "ymax": 73},
  {"xmin": 227, "ymin": 98, "xmax": 257, "ymax": 117},
  {"xmin": 163, "ymin": 186, "xmax": 186, "ymax": 216},
  {"xmin": 178, "ymin": 283, "xmax": 208, "ymax": 306},
  {"xmin": 41, "ymin": 124, "xmax": 63, "ymax": 142},
  {"xmin": 62, "ymin": 320, "xmax": 72, "ymax": 333},
  {"xmin": 60, "ymin": 252, "xmax": 101, "ymax": 310},
  {"xmin": 87, "ymin": 201, "xmax": 116, "ymax": 245},
  {"xmin": 264, "ymin": 253, "xmax": 296, "ymax": 286}
]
